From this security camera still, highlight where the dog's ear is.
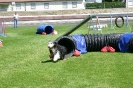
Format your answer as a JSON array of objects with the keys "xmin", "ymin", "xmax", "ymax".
[
  {"xmin": 54, "ymin": 41, "xmax": 58, "ymax": 45},
  {"xmin": 48, "ymin": 40, "xmax": 54, "ymax": 44}
]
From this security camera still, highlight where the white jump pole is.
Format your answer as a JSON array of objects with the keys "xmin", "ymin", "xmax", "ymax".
[
  {"xmin": 110, "ymin": 13, "xmax": 115, "ymax": 33},
  {"xmin": 126, "ymin": 12, "xmax": 129, "ymax": 32},
  {"xmin": 90, "ymin": 12, "xmax": 133, "ymax": 17},
  {"xmin": 126, "ymin": 12, "xmax": 132, "ymax": 32},
  {"xmin": 110, "ymin": 13, "xmax": 112, "ymax": 32}
]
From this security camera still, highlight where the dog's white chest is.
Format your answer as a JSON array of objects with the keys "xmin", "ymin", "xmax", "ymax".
[
  {"xmin": 50, "ymin": 48, "xmax": 60, "ymax": 62},
  {"xmin": 51, "ymin": 48, "xmax": 57, "ymax": 55}
]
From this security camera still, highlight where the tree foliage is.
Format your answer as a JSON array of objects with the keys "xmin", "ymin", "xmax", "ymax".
[{"xmin": 103, "ymin": 0, "xmax": 120, "ymax": 2}]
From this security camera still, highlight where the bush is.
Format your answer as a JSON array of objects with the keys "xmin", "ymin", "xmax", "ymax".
[{"xmin": 85, "ymin": 2, "xmax": 125, "ymax": 9}]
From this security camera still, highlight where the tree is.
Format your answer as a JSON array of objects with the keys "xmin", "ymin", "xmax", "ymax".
[
  {"xmin": 103, "ymin": 0, "xmax": 120, "ymax": 2},
  {"xmin": 113, "ymin": 0, "xmax": 119, "ymax": 1},
  {"xmin": 103, "ymin": 0, "xmax": 112, "ymax": 2}
]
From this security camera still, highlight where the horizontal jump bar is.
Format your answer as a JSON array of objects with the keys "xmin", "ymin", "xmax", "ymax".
[{"xmin": 89, "ymin": 12, "xmax": 133, "ymax": 17}]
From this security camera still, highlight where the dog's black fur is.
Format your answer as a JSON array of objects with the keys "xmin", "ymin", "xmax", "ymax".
[{"xmin": 49, "ymin": 41, "xmax": 67, "ymax": 61}]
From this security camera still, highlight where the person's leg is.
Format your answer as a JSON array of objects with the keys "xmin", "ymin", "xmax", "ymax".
[
  {"xmin": 16, "ymin": 19, "xmax": 18, "ymax": 28},
  {"xmin": 14, "ymin": 19, "xmax": 16, "ymax": 28}
]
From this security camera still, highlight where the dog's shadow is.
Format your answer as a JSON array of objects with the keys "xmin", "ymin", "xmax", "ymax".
[
  {"xmin": 41, "ymin": 60, "xmax": 53, "ymax": 63},
  {"xmin": 41, "ymin": 59, "xmax": 61, "ymax": 63}
]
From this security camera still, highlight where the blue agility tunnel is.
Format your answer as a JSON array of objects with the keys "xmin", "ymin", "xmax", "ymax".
[{"xmin": 36, "ymin": 24, "xmax": 54, "ymax": 34}]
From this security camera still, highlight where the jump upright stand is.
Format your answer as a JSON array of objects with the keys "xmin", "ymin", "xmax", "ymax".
[
  {"xmin": 88, "ymin": 16, "xmax": 108, "ymax": 34},
  {"xmin": 0, "ymin": 21, "xmax": 6, "ymax": 37}
]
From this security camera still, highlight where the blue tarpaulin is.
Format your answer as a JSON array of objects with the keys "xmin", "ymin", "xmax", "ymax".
[
  {"xmin": 72, "ymin": 34, "xmax": 87, "ymax": 54},
  {"xmin": 118, "ymin": 33, "xmax": 133, "ymax": 52}
]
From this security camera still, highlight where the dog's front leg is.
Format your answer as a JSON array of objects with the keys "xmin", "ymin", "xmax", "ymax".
[{"xmin": 53, "ymin": 51, "xmax": 60, "ymax": 62}]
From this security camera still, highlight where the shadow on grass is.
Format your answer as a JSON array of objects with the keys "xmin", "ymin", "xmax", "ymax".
[
  {"xmin": 41, "ymin": 60, "xmax": 53, "ymax": 63},
  {"xmin": 41, "ymin": 59, "xmax": 61, "ymax": 63}
]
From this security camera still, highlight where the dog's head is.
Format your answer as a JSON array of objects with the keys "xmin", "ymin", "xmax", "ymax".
[{"xmin": 48, "ymin": 40, "xmax": 57, "ymax": 49}]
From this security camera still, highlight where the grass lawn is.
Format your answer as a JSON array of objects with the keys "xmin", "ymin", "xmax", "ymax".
[{"xmin": 0, "ymin": 23, "xmax": 133, "ymax": 88}]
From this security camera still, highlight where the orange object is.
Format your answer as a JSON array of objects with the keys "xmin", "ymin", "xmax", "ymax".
[
  {"xmin": 52, "ymin": 30, "xmax": 58, "ymax": 35},
  {"xmin": 0, "ymin": 41, "xmax": 3, "ymax": 47},
  {"xmin": 101, "ymin": 46, "xmax": 115, "ymax": 52},
  {"xmin": 73, "ymin": 50, "xmax": 80, "ymax": 56},
  {"xmin": 101, "ymin": 46, "xmax": 108, "ymax": 52},
  {"xmin": 108, "ymin": 46, "xmax": 115, "ymax": 52},
  {"xmin": 42, "ymin": 32, "xmax": 46, "ymax": 35}
]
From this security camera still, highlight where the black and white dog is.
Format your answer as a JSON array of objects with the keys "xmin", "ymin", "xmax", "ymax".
[{"xmin": 48, "ymin": 40, "xmax": 67, "ymax": 62}]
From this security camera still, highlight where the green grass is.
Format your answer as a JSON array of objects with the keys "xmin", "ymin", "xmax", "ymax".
[{"xmin": 0, "ymin": 24, "xmax": 133, "ymax": 88}]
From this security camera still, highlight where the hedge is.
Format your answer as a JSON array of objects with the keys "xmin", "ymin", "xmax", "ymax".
[{"xmin": 85, "ymin": 2, "xmax": 125, "ymax": 9}]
